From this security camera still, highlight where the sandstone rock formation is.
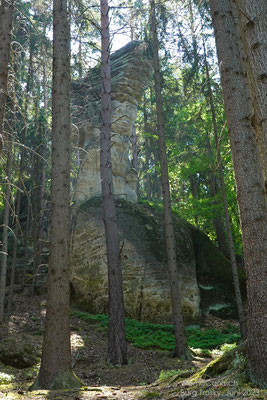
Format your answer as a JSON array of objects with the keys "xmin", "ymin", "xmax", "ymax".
[
  {"xmin": 71, "ymin": 41, "xmax": 151, "ymax": 204},
  {"xmin": 70, "ymin": 199, "xmax": 245, "ymax": 324},
  {"xmin": 70, "ymin": 41, "xmax": 245, "ymax": 324}
]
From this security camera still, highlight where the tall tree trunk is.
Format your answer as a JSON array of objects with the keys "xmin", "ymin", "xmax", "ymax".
[
  {"xmin": 150, "ymin": 0, "xmax": 190, "ymax": 359},
  {"xmin": 203, "ymin": 41, "xmax": 246, "ymax": 339},
  {"xmin": 32, "ymin": 97, "xmax": 41, "ymax": 292},
  {"xmin": 21, "ymin": 46, "xmax": 33, "ymax": 288},
  {"xmin": 0, "ymin": 135, "xmax": 12, "ymax": 323},
  {"xmin": 7, "ymin": 67, "xmax": 28, "ymax": 313},
  {"xmin": 233, "ymin": 0, "xmax": 267, "ymax": 196},
  {"xmin": 30, "ymin": 0, "xmax": 80, "ymax": 390},
  {"xmin": 100, "ymin": 0, "xmax": 128, "ymax": 366},
  {"xmin": 0, "ymin": 0, "xmax": 14, "ymax": 152},
  {"xmin": 33, "ymin": 51, "xmax": 48, "ymax": 293},
  {"xmin": 4, "ymin": 81, "xmax": 17, "ymax": 316},
  {"xmin": 209, "ymin": 0, "xmax": 267, "ymax": 386}
]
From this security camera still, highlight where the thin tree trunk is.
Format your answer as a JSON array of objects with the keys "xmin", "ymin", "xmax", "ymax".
[
  {"xmin": 0, "ymin": 136, "xmax": 12, "ymax": 323},
  {"xmin": 204, "ymin": 41, "xmax": 246, "ymax": 339},
  {"xmin": 3, "ymin": 80, "xmax": 17, "ymax": 315},
  {"xmin": 22, "ymin": 201, "xmax": 31, "ymax": 287},
  {"xmin": 21, "ymin": 47, "xmax": 33, "ymax": 288},
  {"xmin": 32, "ymin": 97, "xmax": 41, "ymax": 293},
  {"xmin": 0, "ymin": 0, "xmax": 14, "ymax": 152},
  {"xmin": 30, "ymin": 0, "xmax": 80, "ymax": 390},
  {"xmin": 205, "ymin": 132, "xmax": 230, "ymax": 257},
  {"xmin": 100, "ymin": 0, "xmax": 128, "ymax": 366},
  {"xmin": 7, "ymin": 61, "xmax": 31, "ymax": 311},
  {"xmin": 7, "ymin": 194, "xmax": 20, "ymax": 315},
  {"xmin": 34, "ymin": 51, "xmax": 48, "ymax": 292},
  {"xmin": 150, "ymin": 0, "xmax": 190, "ymax": 359},
  {"xmin": 209, "ymin": 0, "xmax": 267, "ymax": 386}
]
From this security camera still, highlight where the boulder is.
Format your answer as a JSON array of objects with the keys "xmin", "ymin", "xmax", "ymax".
[
  {"xmin": 0, "ymin": 339, "xmax": 39, "ymax": 369},
  {"xmin": 70, "ymin": 199, "xmax": 245, "ymax": 324}
]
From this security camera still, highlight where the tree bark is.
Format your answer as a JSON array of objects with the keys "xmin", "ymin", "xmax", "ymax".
[
  {"xmin": 150, "ymin": 0, "xmax": 190, "ymax": 359},
  {"xmin": 0, "ymin": 135, "xmax": 12, "ymax": 323},
  {"xmin": 7, "ymin": 76, "xmax": 26, "ymax": 313},
  {"xmin": 209, "ymin": 0, "xmax": 267, "ymax": 386},
  {"xmin": 100, "ymin": 0, "xmax": 128, "ymax": 366},
  {"xmin": 32, "ymin": 51, "xmax": 48, "ymax": 294},
  {"xmin": 7, "ymin": 197, "xmax": 20, "ymax": 315},
  {"xmin": 203, "ymin": 41, "xmax": 246, "ymax": 340},
  {"xmin": 233, "ymin": 0, "xmax": 267, "ymax": 196},
  {"xmin": 0, "ymin": 0, "xmax": 14, "ymax": 152},
  {"xmin": 30, "ymin": 0, "xmax": 80, "ymax": 390}
]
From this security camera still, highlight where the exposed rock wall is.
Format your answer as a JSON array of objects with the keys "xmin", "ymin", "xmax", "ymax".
[
  {"xmin": 71, "ymin": 41, "xmax": 152, "ymax": 204},
  {"xmin": 71, "ymin": 199, "xmax": 200, "ymax": 324},
  {"xmin": 70, "ymin": 199, "xmax": 245, "ymax": 324}
]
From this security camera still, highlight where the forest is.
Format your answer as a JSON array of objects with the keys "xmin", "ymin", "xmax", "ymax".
[{"xmin": 0, "ymin": 0, "xmax": 266, "ymax": 399}]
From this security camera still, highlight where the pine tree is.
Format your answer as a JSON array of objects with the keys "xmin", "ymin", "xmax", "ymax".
[
  {"xmin": 209, "ymin": 0, "xmax": 267, "ymax": 387},
  {"xmin": 30, "ymin": 0, "xmax": 81, "ymax": 389},
  {"xmin": 100, "ymin": 0, "xmax": 128, "ymax": 366},
  {"xmin": 150, "ymin": 0, "xmax": 190, "ymax": 359}
]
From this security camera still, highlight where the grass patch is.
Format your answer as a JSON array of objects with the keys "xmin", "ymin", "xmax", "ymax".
[
  {"xmin": 141, "ymin": 391, "xmax": 160, "ymax": 398},
  {"xmin": 72, "ymin": 311, "xmax": 240, "ymax": 351},
  {"xmin": 159, "ymin": 368, "xmax": 194, "ymax": 381}
]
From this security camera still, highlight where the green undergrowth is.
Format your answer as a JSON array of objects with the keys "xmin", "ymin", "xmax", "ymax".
[
  {"xmin": 72, "ymin": 311, "xmax": 240, "ymax": 351},
  {"xmin": 0, "ymin": 372, "xmax": 15, "ymax": 384}
]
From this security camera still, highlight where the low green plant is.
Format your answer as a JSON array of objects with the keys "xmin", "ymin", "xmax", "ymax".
[
  {"xmin": 186, "ymin": 324, "xmax": 240, "ymax": 350},
  {"xmin": 142, "ymin": 391, "xmax": 160, "ymax": 398},
  {"xmin": 0, "ymin": 372, "xmax": 15, "ymax": 384},
  {"xmin": 72, "ymin": 311, "xmax": 241, "ymax": 351},
  {"xmin": 159, "ymin": 368, "xmax": 192, "ymax": 381},
  {"xmin": 220, "ymin": 342, "xmax": 237, "ymax": 353},
  {"xmin": 192, "ymin": 348, "xmax": 212, "ymax": 357}
]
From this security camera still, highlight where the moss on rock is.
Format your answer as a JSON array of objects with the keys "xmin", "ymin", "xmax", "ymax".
[{"xmin": 0, "ymin": 340, "xmax": 39, "ymax": 369}]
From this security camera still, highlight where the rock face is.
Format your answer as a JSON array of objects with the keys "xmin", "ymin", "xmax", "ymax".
[
  {"xmin": 70, "ymin": 199, "xmax": 244, "ymax": 324},
  {"xmin": 70, "ymin": 41, "xmax": 245, "ymax": 324},
  {"xmin": 71, "ymin": 41, "xmax": 152, "ymax": 204},
  {"xmin": 71, "ymin": 199, "xmax": 200, "ymax": 324}
]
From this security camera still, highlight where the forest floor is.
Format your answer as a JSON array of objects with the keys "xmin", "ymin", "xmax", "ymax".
[{"xmin": 0, "ymin": 288, "xmax": 265, "ymax": 400}]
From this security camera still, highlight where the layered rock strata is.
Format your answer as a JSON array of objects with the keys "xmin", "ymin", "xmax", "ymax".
[
  {"xmin": 71, "ymin": 41, "xmax": 152, "ymax": 204},
  {"xmin": 71, "ymin": 199, "xmax": 201, "ymax": 324},
  {"xmin": 70, "ymin": 199, "xmax": 244, "ymax": 324}
]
